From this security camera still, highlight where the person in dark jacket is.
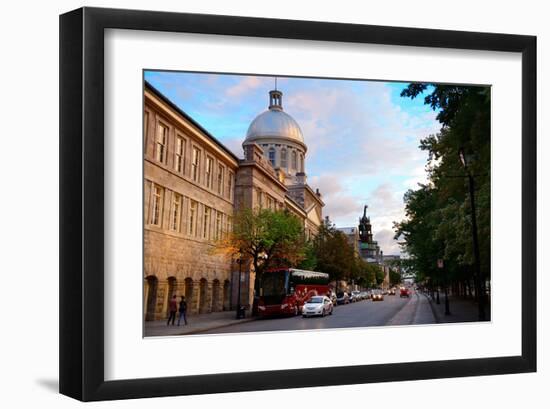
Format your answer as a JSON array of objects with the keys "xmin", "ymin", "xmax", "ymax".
[
  {"xmin": 177, "ymin": 296, "xmax": 188, "ymax": 326},
  {"xmin": 167, "ymin": 294, "xmax": 177, "ymax": 326}
]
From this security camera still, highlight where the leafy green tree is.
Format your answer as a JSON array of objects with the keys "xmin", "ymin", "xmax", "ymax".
[
  {"xmin": 395, "ymin": 83, "xmax": 491, "ymax": 302},
  {"xmin": 297, "ymin": 240, "xmax": 317, "ymax": 271},
  {"xmin": 374, "ymin": 265, "xmax": 385, "ymax": 286},
  {"xmin": 217, "ymin": 207, "xmax": 306, "ymax": 287},
  {"xmin": 389, "ymin": 269, "xmax": 401, "ymax": 286},
  {"xmin": 311, "ymin": 219, "xmax": 356, "ymax": 283}
]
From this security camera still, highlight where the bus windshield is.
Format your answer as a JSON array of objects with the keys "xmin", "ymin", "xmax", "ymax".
[{"xmin": 260, "ymin": 271, "xmax": 287, "ymax": 303}]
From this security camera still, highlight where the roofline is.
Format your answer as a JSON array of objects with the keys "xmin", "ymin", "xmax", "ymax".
[
  {"xmin": 245, "ymin": 135, "xmax": 307, "ymax": 152},
  {"xmin": 144, "ymin": 81, "xmax": 240, "ymax": 162},
  {"xmin": 284, "ymin": 195, "xmax": 307, "ymax": 217}
]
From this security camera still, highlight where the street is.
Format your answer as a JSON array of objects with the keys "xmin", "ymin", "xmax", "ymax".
[{"xmin": 200, "ymin": 290, "xmax": 435, "ymax": 335}]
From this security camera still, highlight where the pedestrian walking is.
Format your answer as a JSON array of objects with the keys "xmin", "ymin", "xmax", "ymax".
[
  {"xmin": 177, "ymin": 296, "xmax": 188, "ymax": 326},
  {"xmin": 167, "ymin": 294, "xmax": 177, "ymax": 326}
]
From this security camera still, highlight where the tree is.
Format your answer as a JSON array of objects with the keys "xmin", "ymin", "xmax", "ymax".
[
  {"xmin": 215, "ymin": 207, "xmax": 306, "ymax": 289},
  {"xmin": 297, "ymin": 239, "xmax": 317, "ymax": 271},
  {"xmin": 311, "ymin": 219, "xmax": 356, "ymax": 283},
  {"xmin": 389, "ymin": 269, "xmax": 401, "ymax": 286},
  {"xmin": 374, "ymin": 265, "xmax": 385, "ymax": 286},
  {"xmin": 396, "ymin": 83, "xmax": 491, "ymax": 305}
]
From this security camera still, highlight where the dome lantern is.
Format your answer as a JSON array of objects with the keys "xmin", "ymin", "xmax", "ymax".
[{"xmin": 269, "ymin": 90, "xmax": 283, "ymax": 111}]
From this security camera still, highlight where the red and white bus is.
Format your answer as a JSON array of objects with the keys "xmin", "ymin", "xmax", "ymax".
[{"xmin": 257, "ymin": 268, "xmax": 330, "ymax": 317}]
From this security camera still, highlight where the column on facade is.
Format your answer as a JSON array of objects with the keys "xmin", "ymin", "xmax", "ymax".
[
  {"xmin": 190, "ymin": 280, "xmax": 201, "ymax": 314},
  {"xmin": 206, "ymin": 281, "xmax": 213, "ymax": 314},
  {"xmin": 143, "ymin": 279, "xmax": 150, "ymax": 317},
  {"xmin": 176, "ymin": 281, "xmax": 186, "ymax": 300},
  {"xmin": 159, "ymin": 279, "xmax": 170, "ymax": 319}
]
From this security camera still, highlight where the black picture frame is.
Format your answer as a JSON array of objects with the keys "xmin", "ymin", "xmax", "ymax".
[{"xmin": 59, "ymin": 7, "xmax": 537, "ymax": 401}]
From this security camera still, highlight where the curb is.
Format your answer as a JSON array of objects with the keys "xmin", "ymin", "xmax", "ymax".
[
  {"xmin": 421, "ymin": 292, "xmax": 441, "ymax": 324},
  {"xmin": 171, "ymin": 317, "xmax": 257, "ymax": 336}
]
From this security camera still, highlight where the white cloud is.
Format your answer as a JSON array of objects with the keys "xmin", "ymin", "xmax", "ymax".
[
  {"xmin": 309, "ymin": 174, "xmax": 363, "ymax": 224},
  {"xmin": 374, "ymin": 229, "xmax": 401, "ymax": 255},
  {"xmin": 285, "ymin": 82, "xmax": 439, "ymax": 182},
  {"xmin": 225, "ymin": 76, "xmax": 264, "ymax": 98}
]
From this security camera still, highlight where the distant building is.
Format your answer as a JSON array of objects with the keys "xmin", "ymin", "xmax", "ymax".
[
  {"xmin": 335, "ymin": 226, "xmax": 360, "ymax": 255},
  {"xmin": 357, "ymin": 205, "xmax": 382, "ymax": 264}
]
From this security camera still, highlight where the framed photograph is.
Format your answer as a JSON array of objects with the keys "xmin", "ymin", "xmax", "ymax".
[{"xmin": 60, "ymin": 7, "xmax": 536, "ymax": 401}]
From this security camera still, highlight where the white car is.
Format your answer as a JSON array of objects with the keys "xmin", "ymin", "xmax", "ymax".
[{"xmin": 302, "ymin": 296, "xmax": 334, "ymax": 317}]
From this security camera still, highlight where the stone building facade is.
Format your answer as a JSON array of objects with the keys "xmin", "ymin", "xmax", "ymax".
[
  {"xmin": 143, "ymin": 84, "xmax": 240, "ymax": 320},
  {"xmin": 144, "ymin": 82, "xmax": 323, "ymax": 321}
]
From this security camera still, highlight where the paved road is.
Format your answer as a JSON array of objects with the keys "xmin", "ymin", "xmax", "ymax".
[{"xmin": 202, "ymin": 293, "xmax": 422, "ymax": 334}]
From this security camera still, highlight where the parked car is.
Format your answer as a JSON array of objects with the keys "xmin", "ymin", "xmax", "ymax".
[
  {"xmin": 351, "ymin": 290, "xmax": 362, "ymax": 302},
  {"xmin": 336, "ymin": 292, "xmax": 349, "ymax": 305},
  {"xmin": 302, "ymin": 296, "xmax": 333, "ymax": 317},
  {"xmin": 372, "ymin": 290, "xmax": 384, "ymax": 301},
  {"xmin": 400, "ymin": 287, "xmax": 410, "ymax": 298}
]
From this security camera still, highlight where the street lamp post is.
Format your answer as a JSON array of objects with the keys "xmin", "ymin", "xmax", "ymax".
[
  {"xmin": 438, "ymin": 258, "xmax": 450, "ymax": 316},
  {"xmin": 459, "ymin": 148, "xmax": 485, "ymax": 321},
  {"xmin": 444, "ymin": 281, "xmax": 451, "ymax": 316},
  {"xmin": 235, "ymin": 252, "xmax": 244, "ymax": 319}
]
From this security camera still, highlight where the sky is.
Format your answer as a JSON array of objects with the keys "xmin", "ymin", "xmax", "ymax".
[{"xmin": 144, "ymin": 71, "xmax": 442, "ymax": 255}]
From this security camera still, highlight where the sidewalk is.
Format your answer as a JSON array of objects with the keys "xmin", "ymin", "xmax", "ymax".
[
  {"xmin": 386, "ymin": 291, "xmax": 436, "ymax": 326},
  {"xmin": 422, "ymin": 292, "xmax": 491, "ymax": 324},
  {"xmin": 144, "ymin": 310, "xmax": 256, "ymax": 337}
]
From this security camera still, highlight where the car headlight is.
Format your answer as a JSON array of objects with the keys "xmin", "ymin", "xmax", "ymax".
[
  {"xmin": 258, "ymin": 305, "xmax": 266, "ymax": 310},
  {"xmin": 281, "ymin": 304, "xmax": 288, "ymax": 309}
]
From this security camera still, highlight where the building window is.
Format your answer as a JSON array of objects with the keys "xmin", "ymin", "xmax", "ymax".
[
  {"xmin": 281, "ymin": 148, "xmax": 288, "ymax": 168},
  {"xmin": 174, "ymin": 136, "xmax": 185, "ymax": 173},
  {"xmin": 189, "ymin": 200, "xmax": 197, "ymax": 236},
  {"xmin": 170, "ymin": 193, "xmax": 182, "ymax": 232},
  {"xmin": 155, "ymin": 123, "xmax": 168, "ymax": 163},
  {"xmin": 268, "ymin": 147, "xmax": 276, "ymax": 167},
  {"xmin": 144, "ymin": 112, "xmax": 149, "ymax": 149},
  {"xmin": 291, "ymin": 151, "xmax": 297, "ymax": 169},
  {"xmin": 203, "ymin": 206, "xmax": 211, "ymax": 239},
  {"xmin": 150, "ymin": 184, "xmax": 163, "ymax": 226},
  {"xmin": 217, "ymin": 164, "xmax": 224, "ymax": 195},
  {"xmin": 227, "ymin": 172, "xmax": 234, "ymax": 200},
  {"xmin": 299, "ymin": 153, "xmax": 304, "ymax": 172},
  {"xmin": 205, "ymin": 156, "xmax": 213, "ymax": 189},
  {"xmin": 226, "ymin": 216, "xmax": 233, "ymax": 236},
  {"xmin": 215, "ymin": 211, "xmax": 223, "ymax": 240},
  {"xmin": 257, "ymin": 189, "xmax": 263, "ymax": 209},
  {"xmin": 266, "ymin": 195, "xmax": 273, "ymax": 210},
  {"xmin": 192, "ymin": 147, "xmax": 201, "ymax": 182}
]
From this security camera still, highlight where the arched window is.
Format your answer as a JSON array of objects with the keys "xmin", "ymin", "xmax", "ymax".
[
  {"xmin": 280, "ymin": 148, "xmax": 288, "ymax": 168},
  {"xmin": 268, "ymin": 147, "xmax": 276, "ymax": 167},
  {"xmin": 299, "ymin": 153, "xmax": 304, "ymax": 172},
  {"xmin": 291, "ymin": 151, "xmax": 297, "ymax": 170}
]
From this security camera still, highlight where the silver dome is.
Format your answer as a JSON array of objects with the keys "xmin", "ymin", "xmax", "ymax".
[{"xmin": 245, "ymin": 109, "xmax": 304, "ymax": 145}]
